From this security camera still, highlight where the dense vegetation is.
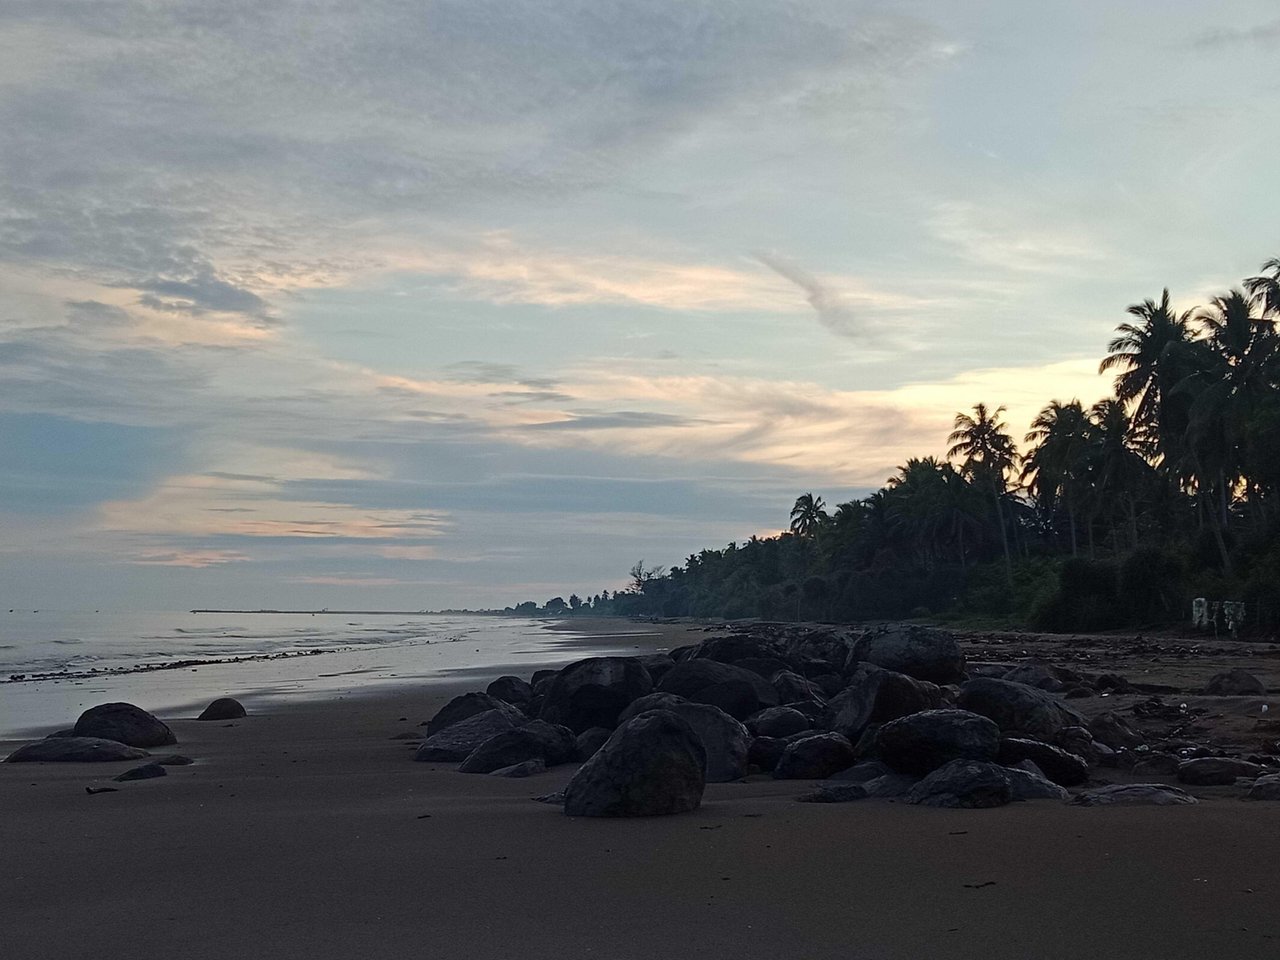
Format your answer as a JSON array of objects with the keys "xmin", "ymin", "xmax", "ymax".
[{"xmin": 516, "ymin": 258, "xmax": 1280, "ymax": 633}]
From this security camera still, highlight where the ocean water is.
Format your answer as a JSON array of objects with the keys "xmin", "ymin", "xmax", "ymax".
[{"xmin": 0, "ymin": 610, "xmax": 649, "ymax": 739}]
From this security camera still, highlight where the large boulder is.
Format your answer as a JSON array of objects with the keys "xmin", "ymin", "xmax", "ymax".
[
  {"xmin": 426, "ymin": 693, "xmax": 525, "ymax": 736},
  {"xmin": 956, "ymin": 678, "xmax": 1084, "ymax": 738},
  {"xmin": 745, "ymin": 706, "xmax": 811, "ymax": 739},
  {"xmin": 772, "ymin": 732, "xmax": 856, "ymax": 780},
  {"xmin": 539, "ymin": 657, "xmax": 654, "ymax": 733},
  {"xmin": 73, "ymin": 703, "xmax": 176, "ymax": 747},
  {"xmin": 904, "ymin": 759, "xmax": 1013, "ymax": 808},
  {"xmin": 690, "ymin": 635, "xmax": 782, "ymax": 665},
  {"xmin": 563, "ymin": 711, "xmax": 706, "ymax": 817},
  {"xmin": 485, "ymin": 676, "xmax": 534, "ymax": 708},
  {"xmin": 575, "ymin": 727, "xmax": 611, "ymax": 760},
  {"xmin": 1247, "ymin": 774, "xmax": 1280, "ymax": 800},
  {"xmin": 824, "ymin": 664, "xmax": 942, "ymax": 741},
  {"xmin": 1070, "ymin": 784, "xmax": 1198, "ymax": 806},
  {"xmin": 458, "ymin": 720, "xmax": 578, "ymax": 774},
  {"xmin": 998, "ymin": 737, "xmax": 1089, "ymax": 786},
  {"xmin": 734, "ymin": 657, "xmax": 793, "ymax": 680},
  {"xmin": 197, "ymin": 697, "xmax": 246, "ymax": 721},
  {"xmin": 1088, "ymin": 711, "xmax": 1145, "ymax": 750},
  {"xmin": 1204, "ymin": 669, "xmax": 1266, "ymax": 696},
  {"xmin": 657, "ymin": 660, "xmax": 777, "ymax": 721},
  {"xmin": 875, "ymin": 709, "xmax": 1000, "ymax": 776},
  {"xmin": 772, "ymin": 671, "xmax": 826, "ymax": 704},
  {"xmin": 1177, "ymin": 757, "xmax": 1268, "ymax": 786},
  {"xmin": 618, "ymin": 694, "xmax": 750, "ymax": 782},
  {"xmin": 415, "ymin": 709, "xmax": 522, "ymax": 762},
  {"xmin": 637, "ymin": 654, "xmax": 676, "ymax": 684},
  {"xmin": 849, "ymin": 624, "xmax": 965, "ymax": 684},
  {"xmin": 1003, "ymin": 763, "xmax": 1070, "ymax": 801},
  {"xmin": 4, "ymin": 737, "xmax": 151, "ymax": 763}
]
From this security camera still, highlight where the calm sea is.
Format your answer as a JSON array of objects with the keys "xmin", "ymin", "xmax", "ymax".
[{"xmin": 0, "ymin": 610, "xmax": 645, "ymax": 739}]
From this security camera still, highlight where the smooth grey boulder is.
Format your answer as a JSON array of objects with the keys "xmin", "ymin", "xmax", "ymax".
[
  {"xmin": 1177, "ymin": 757, "xmax": 1268, "ymax": 786},
  {"xmin": 486, "ymin": 676, "xmax": 534, "ymax": 708},
  {"xmin": 998, "ymin": 737, "xmax": 1089, "ymax": 786},
  {"xmin": 1204, "ymin": 669, "xmax": 1266, "ymax": 696},
  {"xmin": 4, "ymin": 737, "xmax": 151, "ymax": 763},
  {"xmin": 657, "ymin": 659, "xmax": 778, "ymax": 720},
  {"xmin": 904, "ymin": 759, "xmax": 1013, "ymax": 808},
  {"xmin": 1088, "ymin": 711, "xmax": 1145, "ymax": 750},
  {"xmin": 73, "ymin": 702, "xmax": 176, "ymax": 748},
  {"xmin": 618, "ymin": 694, "xmax": 750, "ymax": 782},
  {"xmin": 563, "ymin": 710, "xmax": 706, "ymax": 817},
  {"xmin": 575, "ymin": 726, "xmax": 611, "ymax": 760},
  {"xmin": 1246, "ymin": 774, "xmax": 1280, "ymax": 800},
  {"xmin": 415, "ymin": 709, "xmax": 522, "ymax": 762},
  {"xmin": 772, "ymin": 733, "xmax": 856, "ymax": 780},
  {"xmin": 1070, "ymin": 784, "xmax": 1198, "ymax": 806},
  {"xmin": 956, "ymin": 678, "xmax": 1084, "ymax": 738},
  {"xmin": 458, "ymin": 720, "xmax": 578, "ymax": 774},
  {"xmin": 875, "ymin": 709, "xmax": 1000, "ymax": 776},
  {"xmin": 426, "ymin": 693, "xmax": 525, "ymax": 736},
  {"xmin": 1003, "ymin": 762, "xmax": 1069, "ymax": 800},
  {"xmin": 849, "ymin": 624, "xmax": 965, "ymax": 684},
  {"xmin": 197, "ymin": 697, "xmax": 246, "ymax": 721},
  {"xmin": 539, "ymin": 657, "xmax": 654, "ymax": 733},
  {"xmin": 824, "ymin": 664, "xmax": 942, "ymax": 741},
  {"xmin": 745, "ymin": 706, "xmax": 810, "ymax": 739},
  {"xmin": 113, "ymin": 762, "xmax": 167, "ymax": 782}
]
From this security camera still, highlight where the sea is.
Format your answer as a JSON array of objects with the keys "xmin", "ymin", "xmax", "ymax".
[{"xmin": 0, "ymin": 610, "xmax": 651, "ymax": 739}]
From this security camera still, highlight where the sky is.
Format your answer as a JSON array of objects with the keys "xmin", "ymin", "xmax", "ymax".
[{"xmin": 2, "ymin": 1, "xmax": 1279, "ymax": 610}]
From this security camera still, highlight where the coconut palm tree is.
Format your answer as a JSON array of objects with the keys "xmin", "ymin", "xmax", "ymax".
[
  {"xmin": 1244, "ymin": 257, "xmax": 1280, "ymax": 319},
  {"xmin": 947, "ymin": 403, "xmax": 1018, "ymax": 578},
  {"xmin": 789, "ymin": 493, "xmax": 829, "ymax": 539},
  {"xmin": 1021, "ymin": 399, "xmax": 1091, "ymax": 555}
]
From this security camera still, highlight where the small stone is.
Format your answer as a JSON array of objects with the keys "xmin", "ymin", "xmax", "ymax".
[{"xmin": 113, "ymin": 762, "xmax": 167, "ymax": 782}]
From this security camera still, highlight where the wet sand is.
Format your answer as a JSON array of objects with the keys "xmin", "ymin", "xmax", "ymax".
[{"xmin": 2, "ymin": 618, "xmax": 1278, "ymax": 959}]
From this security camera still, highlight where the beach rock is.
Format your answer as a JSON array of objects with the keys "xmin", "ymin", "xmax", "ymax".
[
  {"xmin": 491, "ymin": 758, "xmax": 546, "ymax": 778},
  {"xmin": 562, "ymin": 710, "xmax": 706, "ymax": 817},
  {"xmin": 746, "ymin": 706, "xmax": 810, "ymax": 739},
  {"xmin": 811, "ymin": 674, "xmax": 846, "ymax": 699},
  {"xmin": 998, "ymin": 738, "xmax": 1089, "ymax": 786},
  {"xmin": 539, "ymin": 657, "xmax": 654, "ymax": 733},
  {"xmin": 4, "ymin": 737, "xmax": 151, "ymax": 763},
  {"xmin": 458, "ymin": 720, "xmax": 578, "ymax": 774},
  {"xmin": 154, "ymin": 754, "xmax": 194, "ymax": 765},
  {"xmin": 415, "ymin": 709, "xmax": 522, "ymax": 762},
  {"xmin": 1132, "ymin": 752, "xmax": 1180, "ymax": 777},
  {"xmin": 1002, "ymin": 663, "xmax": 1066, "ymax": 692},
  {"xmin": 45, "ymin": 728, "xmax": 76, "ymax": 738},
  {"xmin": 1088, "ymin": 711, "xmax": 1145, "ymax": 750},
  {"xmin": 824, "ymin": 664, "xmax": 942, "ymax": 741},
  {"xmin": 1003, "ymin": 764, "xmax": 1069, "ymax": 800},
  {"xmin": 618, "ymin": 694, "xmax": 750, "ymax": 782},
  {"xmin": 732, "ymin": 656, "xmax": 792, "ymax": 679},
  {"xmin": 772, "ymin": 671, "xmax": 826, "ymax": 704},
  {"xmin": 1070, "ymin": 784, "xmax": 1198, "ymax": 806},
  {"xmin": 530, "ymin": 669, "xmax": 558, "ymax": 689},
  {"xmin": 575, "ymin": 727, "xmax": 611, "ymax": 760},
  {"xmin": 637, "ymin": 654, "xmax": 676, "ymax": 684},
  {"xmin": 956, "ymin": 678, "xmax": 1084, "ymax": 739},
  {"xmin": 875, "ymin": 709, "xmax": 1000, "ymax": 775},
  {"xmin": 657, "ymin": 660, "xmax": 778, "ymax": 721},
  {"xmin": 861, "ymin": 772, "xmax": 919, "ymax": 798},
  {"xmin": 73, "ymin": 702, "xmax": 176, "ymax": 748},
  {"xmin": 1246, "ymin": 774, "xmax": 1280, "ymax": 800},
  {"xmin": 772, "ymin": 733, "xmax": 856, "ymax": 780},
  {"xmin": 196, "ymin": 697, "xmax": 246, "ymax": 721},
  {"xmin": 827, "ymin": 759, "xmax": 895, "ymax": 783},
  {"xmin": 426, "ymin": 693, "xmax": 525, "ymax": 736},
  {"xmin": 690, "ymin": 635, "xmax": 781, "ymax": 665},
  {"xmin": 1177, "ymin": 757, "xmax": 1267, "ymax": 786},
  {"xmin": 486, "ymin": 676, "xmax": 534, "ymax": 708},
  {"xmin": 796, "ymin": 783, "xmax": 867, "ymax": 803},
  {"xmin": 1056, "ymin": 726, "xmax": 1102, "ymax": 764},
  {"xmin": 748, "ymin": 736, "xmax": 788, "ymax": 772},
  {"xmin": 113, "ymin": 762, "xmax": 167, "ymax": 782},
  {"xmin": 1204, "ymin": 669, "xmax": 1266, "ymax": 696},
  {"xmin": 904, "ymin": 759, "xmax": 1013, "ymax": 809},
  {"xmin": 849, "ymin": 624, "xmax": 965, "ymax": 684}
]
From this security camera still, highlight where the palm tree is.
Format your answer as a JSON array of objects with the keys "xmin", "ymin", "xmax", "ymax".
[
  {"xmin": 1086, "ymin": 398, "xmax": 1151, "ymax": 552},
  {"xmin": 1021, "ymin": 399, "xmax": 1091, "ymax": 555},
  {"xmin": 947, "ymin": 403, "xmax": 1018, "ymax": 578},
  {"xmin": 789, "ymin": 493, "xmax": 829, "ymax": 539},
  {"xmin": 1099, "ymin": 289, "xmax": 1196, "ymax": 463},
  {"xmin": 1244, "ymin": 257, "xmax": 1280, "ymax": 318}
]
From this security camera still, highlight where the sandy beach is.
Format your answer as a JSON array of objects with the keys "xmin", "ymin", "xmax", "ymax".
[{"xmin": 4, "ymin": 618, "xmax": 1280, "ymax": 960}]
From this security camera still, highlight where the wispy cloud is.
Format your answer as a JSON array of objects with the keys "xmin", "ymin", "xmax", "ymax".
[{"xmin": 1190, "ymin": 19, "xmax": 1280, "ymax": 49}]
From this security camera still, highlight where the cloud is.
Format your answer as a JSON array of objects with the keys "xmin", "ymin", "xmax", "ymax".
[
  {"xmin": 754, "ymin": 252, "xmax": 861, "ymax": 337},
  {"xmin": 130, "ymin": 549, "xmax": 252, "ymax": 568},
  {"xmin": 1190, "ymin": 20, "xmax": 1280, "ymax": 49}
]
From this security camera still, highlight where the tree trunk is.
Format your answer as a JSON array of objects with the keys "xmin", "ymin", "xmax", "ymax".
[{"xmin": 993, "ymin": 485, "xmax": 1012, "ymax": 583}]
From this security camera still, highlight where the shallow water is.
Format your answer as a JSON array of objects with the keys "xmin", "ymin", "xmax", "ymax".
[{"xmin": 0, "ymin": 610, "xmax": 640, "ymax": 738}]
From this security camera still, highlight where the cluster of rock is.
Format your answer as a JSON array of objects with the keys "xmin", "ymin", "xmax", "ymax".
[
  {"xmin": 414, "ymin": 623, "xmax": 1270, "ymax": 816},
  {"xmin": 3, "ymin": 697, "xmax": 242, "ymax": 781}
]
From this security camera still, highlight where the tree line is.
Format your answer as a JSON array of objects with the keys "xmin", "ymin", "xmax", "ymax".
[{"xmin": 562, "ymin": 257, "xmax": 1280, "ymax": 633}]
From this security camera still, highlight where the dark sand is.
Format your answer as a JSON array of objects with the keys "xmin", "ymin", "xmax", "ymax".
[{"xmin": 3, "ymin": 618, "xmax": 1279, "ymax": 959}]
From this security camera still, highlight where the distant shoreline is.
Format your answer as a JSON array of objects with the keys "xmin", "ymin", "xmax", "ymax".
[{"xmin": 188, "ymin": 609, "xmax": 504, "ymax": 616}]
